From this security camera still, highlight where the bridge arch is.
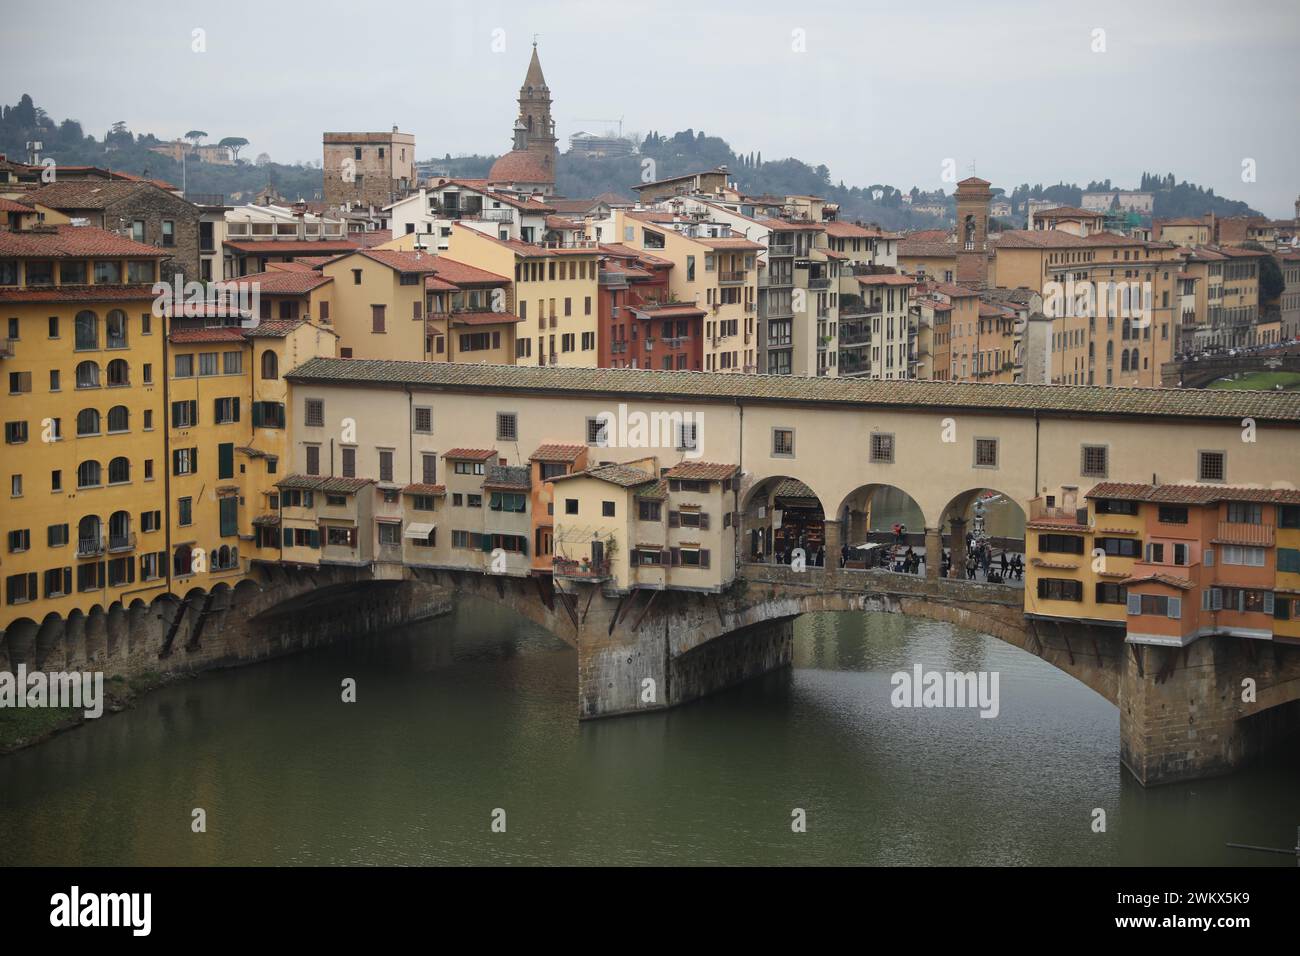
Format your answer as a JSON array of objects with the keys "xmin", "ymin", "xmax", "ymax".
[
  {"xmin": 33, "ymin": 611, "xmax": 66, "ymax": 670},
  {"xmin": 741, "ymin": 475, "xmax": 829, "ymax": 566},
  {"xmin": 938, "ymin": 486, "xmax": 1027, "ymax": 581},
  {"xmin": 834, "ymin": 483, "xmax": 928, "ymax": 565},
  {"xmin": 2, "ymin": 616, "xmax": 39, "ymax": 671}
]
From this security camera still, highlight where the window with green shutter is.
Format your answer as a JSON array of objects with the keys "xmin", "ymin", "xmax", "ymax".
[
  {"xmin": 219, "ymin": 497, "xmax": 238, "ymax": 537},
  {"xmin": 218, "ymin": 443, "xmax": 234, "ymax": 480}
]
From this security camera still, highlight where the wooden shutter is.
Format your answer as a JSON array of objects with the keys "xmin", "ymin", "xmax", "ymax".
[
  {"xmin": 1126, "ymin": 593, "xmax": 1141, "ymax": 615},
  {"xmin": 700, "ymin": 549, "xmax": 710, "ymax": 568},
  {"xmin": 63, "ymin": 567, "xmax": 72, "ymax": 595},
  {"xmin": 1167, "ymin": 597, "xmax": 1181, "ymax": 620},
  {"xmin": 283, "ymin": 528, "xmax": 293, "ymax": 547},
  {"xmin": 668, "ymin": 511, "xmax": 680, "ymax": 528},
  {"xmin": 218, "ymin": 443, "xmax": 234, "ymax": 480},
  {"xmin": 232, "ymin": 398, "xmax": 240, "ymax": 422},
  {"xmin": 699, "ymin": 512, "xmax": 710, "ymax": 530},
  {"xmin": 670, "ymin": 547, "xmax": 681, "ymax": 566}
]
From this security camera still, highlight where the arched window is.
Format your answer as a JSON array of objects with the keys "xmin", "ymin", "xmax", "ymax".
[
  {"xmin": 1106, "ymin": 341, "xmax": 1114, "ymax": 362},
  {"xmin": 107, "ymin": 456, "xmax": 130, "ymax": 484},
  {"xmin": 76, "ymin": 360, "xmax": 100, "ymax": 388},
  {"xmin": 74, "ymin": 310, "xmax": 99, "ymax": 350},
  {"xmin": 106, "ymin": 309, "xmax": 128, "ymax": 348},
  {"xmin": 106, "ymin": 359, "xmax": 130, "ymax": 387},
  {"xmin": 1122, "ymin": 318, "xmax": 1131, "ymax": 341},
  {"xmin": 107, "ymin": 405, "xmax": 129, "ymax": 432},
  {"xmin": 76, "ymin": 408, "xmax": 101, "ymax": 436},
  {"xmin": 78, "ymin": 515, "xmax": 101, "ymax": 552},
  {"xmin": 108, "ymin": 510, "xmax": 131, "ymax": 549},
  {"xmin": 261, "ymin": 350, "xmax": 278, "ymax": 379},
  {"xmin": 174, "ymin": 545, "xmax": 193, "ymax": 576},
  {"xmin": 77, "ymin": 460, "xmax": 102, "ymax": 488}
]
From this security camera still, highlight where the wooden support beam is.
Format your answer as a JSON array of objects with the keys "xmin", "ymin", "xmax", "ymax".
[
  {"xmin": 580, "ymin": 585, "xmax": 596, "ymax": 624},
  {"xmin": 630, "ymin": 588, "xmax": 660, "ymax": 632},
  {"xmin": 608, "ymin": 591, "xmax": 629, "ymax": 635}
]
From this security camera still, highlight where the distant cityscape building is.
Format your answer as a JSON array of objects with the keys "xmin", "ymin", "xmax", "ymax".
[{"xmin": 322, "ymin": 128, "xmax": 415, "ymax": 208}]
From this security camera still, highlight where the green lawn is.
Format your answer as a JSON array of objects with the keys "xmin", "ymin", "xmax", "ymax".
[
  {"xmin": 1209, "ymin": 371, "xmax": 1300, "ymax": 391},
  {"xmin": 0, "ymin": 706, "xmax": 82, "ymax": 751}
]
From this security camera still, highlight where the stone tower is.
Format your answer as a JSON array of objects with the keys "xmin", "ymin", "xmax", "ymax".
[
  {"xmin": 955, "ymin": 177, "xmax": 992, "ymax": 289},
  {"xmin": 487, "ymin": 43, "xmax": 558, "ymax": 192},
  {"xmin": 517, "ymin": 43, "xmax": 556, "ymax": 162}
]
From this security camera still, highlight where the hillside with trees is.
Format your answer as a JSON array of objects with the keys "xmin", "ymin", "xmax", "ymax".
[
  {"xmin": 1, "ymin": 95, "xmax": 1264, "ymax": 226},
  {"xmin": 0, "ymin": 93, "xmax": 321, "ymax": 201}
]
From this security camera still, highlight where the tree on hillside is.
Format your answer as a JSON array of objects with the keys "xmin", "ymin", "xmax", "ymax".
[
  {"xmin": 185, "ymin": 130, "xmax": 208, "ymax": 148},
  {"xmin": 1243, "ymin": 241, "xmax": 1285, "ymax": 305},
  {"xmin": 219, "ymin": 136, "xmax": 250, "ymax": 162}
]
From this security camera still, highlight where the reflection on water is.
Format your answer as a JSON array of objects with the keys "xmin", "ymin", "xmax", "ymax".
[{"xmin": 0, "ymin": 599, "xmax": 1294, "ymax": 866}]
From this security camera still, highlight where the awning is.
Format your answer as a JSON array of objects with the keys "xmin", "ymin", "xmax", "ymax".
[{"xmin": 403, "ymin": 522, "xmax": 436, "ymax": 539}]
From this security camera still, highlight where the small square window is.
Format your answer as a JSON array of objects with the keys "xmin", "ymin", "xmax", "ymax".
[
  {"xmin": 496, "ymin": 412, "xmax": 517, "ymax": 442},
  {"xmin": 1198, "ymin": 450, "xmax": 1225, "ymax": 483},
  {"xmin": 869, "ymin": 432, "xmax": 894, "ymax": 464},
  {"xmin": 772, "ymin": 427, "xmax": 794, "ymax": 457},
  {"xmin": 602, "ymin": 501, "xmax": 615, "ymax": 517},
  {"xmin": 1080, "ymin": 444, "xmax": 1108, "ymax": 478},
  {"xmin": 974, "ymin": 438, "xmax": 998, "ymax": 469}
]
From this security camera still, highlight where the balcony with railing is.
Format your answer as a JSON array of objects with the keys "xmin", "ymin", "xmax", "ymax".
[
  {"xmin": 808, "ymin": 276, "xmax": 831, "ymax": 290},
  {"xmin": 0, "ymin": 338, "xmax": 14, "ymax": 358},
  {"xmin": 768, "ymin": 242, "xmax": 795, "ymax": 257},
  {"xmin": 78, "ymin": 535, "xmax": 105, "ymax": 558},
  {"xmin": 599, "ymin": 271, "xmax": 628, "ymax": 287},
  {"xmin": 759, "ymin": 272, "xmax": 794, "ymax": 289},
  {"xmin": 553, "ymin": 556, "xmax": 611, "ymax": 582},
  {"xmin": 1213, "ymin": 522, "xmax": 1275, "ymax": 547},
  {"xmin": 839, "ymin": 329, "xmax": 871, "ymax": 347},
  {"xmin": 718, "ymin": 270, "xmax": 746, "ymax": 285},
  {"xmin": 108, "ymin": 532, "xmax": 136, "ymax": 553}
]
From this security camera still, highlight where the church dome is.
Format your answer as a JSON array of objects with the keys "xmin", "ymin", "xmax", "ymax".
[{"xmin": 488, "ymin": 150, "xmax": 551, "ymax": 185}]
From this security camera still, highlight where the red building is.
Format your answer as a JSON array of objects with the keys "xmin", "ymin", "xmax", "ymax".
[{"xmin": 597, "ymin": 244, "xmax": 705, "ymax": 371}]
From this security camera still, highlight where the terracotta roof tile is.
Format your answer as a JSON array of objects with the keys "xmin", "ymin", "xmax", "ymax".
[
  {"xmin": 285, "ymin": 359, "xmax": 1300, "ymax": 424},
  {"xmin": 664, "ymin": 461, "xmax": 738, "ymax": 481},
  {"xmin": 443, "ymin": 447, "xmax": 497, "ymax": 461},
  {"xmin": 529, "ymin": 443, "xmax": 586, "ymax": 462},
  {"xmin": 403, "ymin": 483, "xmax": 446, "ymax": 496},
  {"xmin": 1087, "ymin": 482, "xmax": 1300, "ymax": 505},
  {"xmin": 0, "ymin": 224, "xmax": 170, "ymax": 258}
]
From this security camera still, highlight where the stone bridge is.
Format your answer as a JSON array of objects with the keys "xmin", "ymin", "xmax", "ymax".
[
  {"xmin": 417, "ymin": 560, "xmax": 1300, "ymax": 787},
  {"xmin": 4, "ymin": 560, "xmax": 1299, "ymax": 787},
  {"xmin": 1162, "ymin": 346, "xmax": 1300, "ymax": 388}
]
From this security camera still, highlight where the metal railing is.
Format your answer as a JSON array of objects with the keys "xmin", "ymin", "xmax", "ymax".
[
  {"xmin": 78, "ymin": 535, "xmax": 104, "ymax": 557},
  {"xmin": 108, "ymin": 532, "xmax": 136, "ymax": 553},
  {"xmin": 1215, "ymin": 521, "xmax": 1274, "ymax": 547}
]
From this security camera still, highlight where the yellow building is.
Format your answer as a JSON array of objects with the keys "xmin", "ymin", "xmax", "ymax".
[
  {"xmin": 1, "ymin": 225, "xmax": 170, "ymax": 628},
  {"xmin": 993, "ymin": 230, "xmax": 1180, "ymax": 387},
  {"xmin": 448, "ymin": 223, "xmax": 599, "ymax": 367},
  {"xmin": 1276, "ymin": 503, "xmax": 1300, "ymax": 642}
]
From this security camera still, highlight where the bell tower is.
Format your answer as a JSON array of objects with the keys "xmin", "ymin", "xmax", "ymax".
[
  {"xmin": 516, "ymin": 42, "xmax": 557, "ymax": 170},
  {"xmin": 955, "ymin": 176, "xmax": 992, "ymax": 289}
]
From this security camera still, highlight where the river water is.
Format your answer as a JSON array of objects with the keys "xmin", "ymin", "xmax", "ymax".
[{"xmin": 1, "ymin": 598, "xmax": 1295, "ymax": 866}]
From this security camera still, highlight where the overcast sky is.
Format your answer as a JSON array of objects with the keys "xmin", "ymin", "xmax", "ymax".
[{"xmin": 6, "ymin": 0, "xmax": 1298, "ymax": 215}]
